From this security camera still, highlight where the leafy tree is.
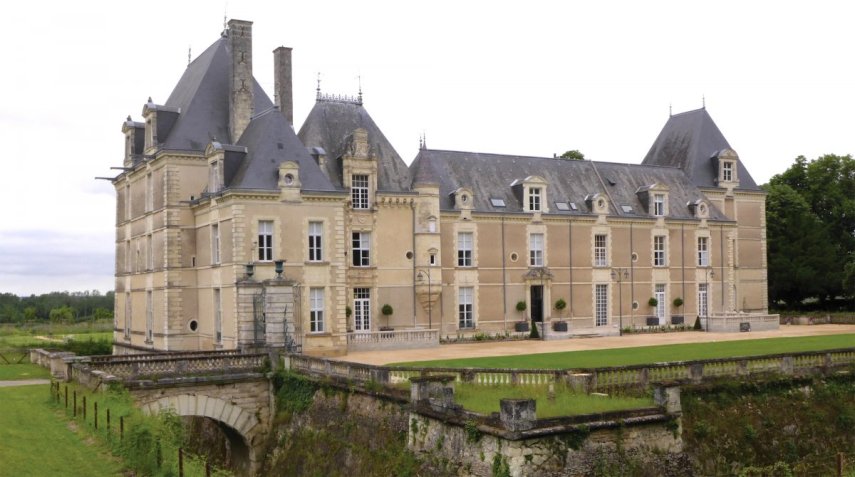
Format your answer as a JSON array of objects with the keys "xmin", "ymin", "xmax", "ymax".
[
  {"xmin": 764, "ymin": 183, "xmax": 838, "ymax": 307},
  {"xmin": 49, "ymin": 305, "xmax": 75, "ymax": 324},
  {"xmin": 770, "ymin": 154, "xmax": 855, "ymax": 301},
  {"xmin": 559, "ymin": 150, "xmax": 585, "ymax": 160}
]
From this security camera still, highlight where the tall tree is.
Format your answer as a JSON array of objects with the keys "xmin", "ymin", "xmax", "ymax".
[
  {"xmin": 559, "ymin": 150, "xmax": 585, "ymax": 160},
  {"xmin": 764, "ymin": 183, "xmax": 838, "ymax": 307}
]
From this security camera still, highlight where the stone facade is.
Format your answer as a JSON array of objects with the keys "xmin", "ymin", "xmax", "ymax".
[{"xmin": 111, "ymin": 19, "xmax": 768, "ymax": 357}]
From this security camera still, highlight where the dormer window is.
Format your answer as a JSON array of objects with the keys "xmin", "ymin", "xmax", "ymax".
[
  {"xmin": 529, "ymin": 187, "xmax": 542, "ymax": 212},
  {"xmin": 653, "ymin": 194, "xmax": 665, "ymax": 216},
  {"xmin": 723, "ymin": 162, "xmax": 733, "ymax": 182},
  {"xmin": 352, "ymin": 174, "xmax": 369, "ymax": 209}
]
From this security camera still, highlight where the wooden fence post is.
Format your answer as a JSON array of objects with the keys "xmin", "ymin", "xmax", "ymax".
[
  {"xmin": 94, "ymin": 402, "xmax": 98, "ymax": 430},
  {"xmin": 107, "ymin": 408, "xmax": 111, "ymax": 431},
  {"xmin": 64, "ymin": 386, "xmax": 68, "ymax": 409},
  {"xmin": 83, "ymin": 396, "xmax": 87, "ymax": 420},
  {"xmin": 73, "ymin": 391, "xmax": 77, "ymax": 417},
  {"xmin": 120, "ymin": 416, "xmax": 124, "ymax": 440},
  {"xmin": 178, "ymin": 448, "xmax": 184, "ymax": 477}
]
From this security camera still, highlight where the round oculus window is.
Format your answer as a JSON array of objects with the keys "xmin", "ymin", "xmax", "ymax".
[
  {"xmin": 510, "ymin": 252, "xmax": 519, "ymax": 262},
  {"xmin": 188, "ymin": 320, "xmax": 199, "ymax": 332},
  {"xmin": 283, "ymin": 174, "xmax": 294, "ymax": 185}
]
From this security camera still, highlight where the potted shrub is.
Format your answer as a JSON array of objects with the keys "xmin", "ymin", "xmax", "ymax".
[
  {"xmin": 346, "ymin": 306, "xmax": 353, "ymax": 332},
  {"xmin": 646, "ymin": 297, "xmax": 659, "ymax": 326},
  {"xmin": 380, "ymin": 304, "xmax": 394, "ymax": 331},
  {"xmin": 553, "ymin": 298, "xmax": 568, "ymax": 332},
  {"xmin": 514, "ymin": 301, "xmax": 529, "ymax": 332},
  {"xmin": 671, "ymin": 297, "xmax": 684, "ymax": 325}
]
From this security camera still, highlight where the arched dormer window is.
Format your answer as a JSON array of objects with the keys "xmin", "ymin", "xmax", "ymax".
[
  {"xmin": 715, "ymin": 149, "xmax": 740, "ymax": 187},
  {"xmin": 451, "ymin": 187, "xmax": 474, "ymax": 211}
]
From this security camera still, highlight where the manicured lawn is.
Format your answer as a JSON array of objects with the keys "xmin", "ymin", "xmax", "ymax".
[
  {"xmin": 0, "ymin": 363, "xmax": 50, "ymax": 380},
  {"xmin": 0, "ymin": 331, "xmax": 113, "ymax": 348},
  {"xmin": 394, "ymin": 334, "xmax": 855, "ymax": 369},
  {"xmin": 454, "ymin": 383, "xmax": 652, "ymax": 417},
  {"xmin": 0, "ymin": 384, "xmax": 123, "ymax": 477}
]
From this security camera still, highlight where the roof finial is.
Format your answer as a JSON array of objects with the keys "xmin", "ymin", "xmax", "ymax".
[
  {"xmin": 188, "ymin": 46, "xmax": 191, "ymax": 67},
  {"xmin": 702, "ymin": 94, "xmax": 706, "ymax": 109},
  {"xmin": 316, "ymin": 72, "xmax": 321, "ymax": 101},
  {"xmin": 418, "ymin": 135, "xmax": 423, "ymax": 150},
  {"xmin": 669, "ymin": 103, "xmax": 672, "ymax": 117},
  {"xmin": 422, "ymin": 131, "xmax": 427, "ymax": 150},
  {"xmin": 357, "ymin": 75, "xmax": 362, "ymax": 104},
  {"xmin": 223, "ymin": 2, "xmax": 228, "ymax": 32}
]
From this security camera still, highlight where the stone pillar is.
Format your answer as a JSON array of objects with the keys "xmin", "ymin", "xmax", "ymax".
[
  {"xmin": 236, "ymin": 281, "xmax": 263, "ymax": 347},
  {"xmin": 500, "ymin": 399, "xmax": 536, "ymax": 431},
  {"xmin": 780, "ymin": 356, "xmax": 794, "ymax": 375},
  {"xmin": 654, "ymin": 386, "xmax": 682, "ymax": 415},
  {"xmin": 566, "ymin": 373, "xmax": 593, "ymax": 393},
  {"xmin": 263, "ymin": 280, "xmax": 296, "ymax": 347},
  {"xmin": 410, "ymin": 375, "xmax": 455, "ymax": 404}
]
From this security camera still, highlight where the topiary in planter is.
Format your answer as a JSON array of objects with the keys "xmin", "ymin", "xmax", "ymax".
[
  {"xmin": 673, "ymin": 297, "xmax": 684, "ymax": 308},
  {"xmin": 648, "ymin": 297, "xmax": 659, "ymax": 308},
  {"xmin": 516, "ymin": 301, "xmax": 527, "ymax": 312},
  {"xmin": 554, "ymin": 298, "xmax": 567, "ymax": 313}
]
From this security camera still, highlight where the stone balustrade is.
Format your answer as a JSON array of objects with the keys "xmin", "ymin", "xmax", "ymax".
[
  {"xmin": 346, "ymin": 329, "xmax": 440, "ymax": 351},
  {"xmin": 706, "ymin": 313, "xmax": 780, "ymax": 332},
  {"xmin": 290, "ymin": 347, "xmax": 855, "ymax": 392}
]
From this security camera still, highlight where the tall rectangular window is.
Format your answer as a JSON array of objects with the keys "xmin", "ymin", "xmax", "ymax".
[
  {"xmin": 258, "ymin": 220, "xmax": 273, "ymax": 262},
  {"xmin": 125, "ymin": 184, "xmax": 132, "ymax": 221},
  {"xmin": 354, "ymin": 288, "xmax": 370, "ymax": 331},
  {"xmin": 698, "ymin": 283, "xmax": 709, "ymax": 318},
  {"xmin": 310, "ymin": 288, "xmax": 324, "ymax": 333},
  {"xmin": 145, "ymin": 291, "xmax": 153, "ymax": 342},
  {"xmin": 655, "ymin": 284, "xmax": 666, "ymax": 323},
  {"xmin": 654, "ymin": 235, "xmax": 666, "ymax": 267},
  {"xmin": 145, "ymin": 173, "xmax": 153, "ymax": 212},
  {"xmin": 125, "ymin": 241, "xmax": 131, "ymax": 274},
  {"xmin": 352, "ymin": 232, "xmax": 370, "ymax": 267},
  {"xmin": 459, "ymin": 287, "xmax": 474, "ymax": 329},
  {"xmin": 595, "ymin": 284, "xmax": 608, "ymax": 326},
  {"xmin": 213, "ymin": 288, "xmax": 222, "ymax": 344},
  {"xmin": 723, "ymin": 162, "xmax": 733, "ymax": 182},
  {"xmin": 653, "ymin": 194, "xmax": 665, "ymax": 216},
  {"xmin": 457, "ymin": 232, "xmax": 473, "ymax": 267},
  {"xmin": 528, "ymin": 187, "xmax": 542, "ymax": 212},
  {"xmin": 146, "ymin": 235, "xmax": 153, "ymax": 271},
  {"xmin": 697, "ymin": 237, "xmax": 709, "ymax": 266},
  {"xmin": 352, "ymin": 174, "xmax": 369, "ymax": 209},
  {"xmin": 308, "ymin": 222, "xmax": 323, "ymax": 262},
  {"xmin": 211, "ymin": 223, "xmax": 220, "ymax": 265},
  {"xmin": 124, "ymin": 292, "xmax": 132, "ymax": 339},
  {"xmin": 594, "ymin": 234, "xmax": 608, "ymax": 267},
  {"xmin": 530, "ymin": 233, "xmax": 544, "ymax": 267}
]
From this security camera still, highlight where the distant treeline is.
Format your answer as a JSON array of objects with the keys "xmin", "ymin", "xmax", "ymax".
[{"xmin": 0, "ymin": 291, "xmax": 113, "ymax": 324}]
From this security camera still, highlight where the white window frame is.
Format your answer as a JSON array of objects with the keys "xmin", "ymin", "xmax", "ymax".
[
  {"xmin": 351, "ymin": 174, "xmax": 369, "ymax": 209},
  {"xmin": 146, "ymin": 234, "xmax": 154, "ymax": 271},
  {"xmin": 258, "ymin": 220, "xmax": 273, "ymax": 262},
  {"xmin": 125, "ymin": 184, "xmax": 132, "ymax": 221},
  {"xmin": 594, "ymin": 234, "xmax": 608, "ymax": 267},
  {"xmin": 458, "ymin": 232, "xmax": 473, "ymax": 267},
  {"xmin": 655, "ymin": 284, "xmax": 666, "ymax": 324},
  {"xmin": 211, "ymin": 223, "xmax": 220, "ymax": 265},
  {"xmin": 353, "ymin": 288, "xmax": 371, "ymax": 331},
  {"xmin": 124, "ymin": 292, "xmax": 132, "ymax": 339},
  {"xmin": 530, "ymin": 233, "xmax": 544, "ymax": 267},
  {"xmin": 145, "ymin": 290, "xmax": 153, "ymax": 343},
  {"xmin": 309, "ymin": 288, "xmax": 324, "ymax": 333},
  {"xmin": 698, "ymin": 237, "xmax": 709, "ymax": 267},
  {"xmin": 213, "ymin": 288, "xmax": 222, "ymax": 344},
  {"xmin": 429, "ymin": 253, "xmax": 437, "ymax": 266},
  {"xmin": 698, "ymin": 283, "xmax": 709, "ymax": 318},
  {"xmin": 723, "ymin": 162, "xmax": 733, "ymax": 182},
  {"xmin": 528, "ymin": 187, "xmax": 542, "ymax": 212},
  {"xmin": 595, "ymin": 284, "xmax": 608, "ymax": 326},
  {"xmin": 352, "ymin": 232, "xmax": 370, "ymax": 267},
  {"xmin": 458, "ymin": 287, "xmax": 474, "ymax": 329},
  {"xmin": 653, "ymin": 193, "xmax": 665, "ymax": 216},
  {"xmin": 654, "ymin": 235, "xmax": 666, "ymax": 267},
  {"xmin": 308, "ymin": 222, "xmax": 323, "ymax": 262}
]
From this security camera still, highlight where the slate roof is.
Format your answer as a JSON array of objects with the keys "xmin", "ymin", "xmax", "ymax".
[
  {"xmin": 642, "ymin": 108, "xmax": 760, "ymax": 191},
  {"xmin": 298, "ymin": 99, "xmax": 411, "ymax": 192},
  {"xmin": 231, "ymin": 109, "xmax": 336, "ymax": 192},
  {"xmin": 161, "ymin": 37, "xmax": 274, "ymax": 151},
  {"xmin": 410, "ymin": 149, "xmax": 730, "ymax": 221}
]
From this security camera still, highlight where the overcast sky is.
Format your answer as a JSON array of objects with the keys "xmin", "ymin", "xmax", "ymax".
[{"xmin": 1, "ymin": 1, "xmax": 853, "ymax": 296}]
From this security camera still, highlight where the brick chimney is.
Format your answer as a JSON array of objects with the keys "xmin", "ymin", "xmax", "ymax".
[
  {"xmin": 273, "ymin": 47, "xmax": 293, "ymax": 126},
  {"xmin": 228, "ymin": 19, "xmax": 253, "ymax": 143}
]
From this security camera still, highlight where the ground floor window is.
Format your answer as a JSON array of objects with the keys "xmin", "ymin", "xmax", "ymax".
[
  {"xmin": 310, "ymin": 288, "xmax": 324, "ymax": 333},
  {"xmin": 145, "ymin": 290, "xmax": 153, "ymax": 342},
  {"xmin": 595, "ymin": 284, "xmax": 608, "ymax": 326},
  {"xmin": 354, "ymin": 288, "xmax": 370, "ymax": 331},
  {"xmin": 655, "ymin": 284, "xmax": 666, "ymax": 324},
  {"xmin": 698, "ymin": 283, "xmax": 709, "ymax": 318},
  {"xmin": 214, "ymin": 288, "xmax": 222, "ymax": 344},
  {"xmin": 124, "ymin": 292, "xmax": 131, "ymax": 339},
  {"xmin": 459, "ymin": 287, "xmax": 474, "ymax": 329}
]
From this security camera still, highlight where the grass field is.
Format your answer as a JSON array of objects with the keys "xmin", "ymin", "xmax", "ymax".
[
  {"xmin": 454, "ymin": 383, "xmax": 652, "ymax": 417},
  {"xmin": 394, "ymin": 334, "xmax": 855, "ymax": 369},
  {"xmin": 0, "ymin": 384, "xmax": 123, "ymax": 477},
  {"xmin": 0, "ymin": 332, "xmax": 113, "ymax": 349},
  {"xmin": 0, "ymin": 363, "xmax": 50, "ymax": 380}
]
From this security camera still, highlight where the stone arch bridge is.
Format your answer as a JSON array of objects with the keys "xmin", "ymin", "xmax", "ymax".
[{"xmin": 34, "ymin": 349, "xmax": 273, "ymax": 476}]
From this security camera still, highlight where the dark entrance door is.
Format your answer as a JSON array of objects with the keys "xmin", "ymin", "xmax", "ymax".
[{"xmin": 531, "ymin": 285, "xmax": 544, "ymax": 322}]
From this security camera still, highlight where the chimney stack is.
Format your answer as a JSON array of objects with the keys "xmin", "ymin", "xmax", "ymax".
[
  {"xmin": 228, "ymin": 19, "xmax": 254, "ymax": 143},
  {"xmin": 273, "ymin": 47, "xmax": 294, "ymax": 126}
]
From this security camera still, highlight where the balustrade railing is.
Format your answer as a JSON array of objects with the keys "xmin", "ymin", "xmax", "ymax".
[
  {"xmin": 346, "ymin": 329, "xmax": 440, "ymax": 351},
  {"xmin": 78, "ymin": 352, "xmax": 268, "ymax": 380}
]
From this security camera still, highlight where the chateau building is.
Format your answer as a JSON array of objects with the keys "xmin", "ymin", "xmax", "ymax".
[{"xmin": 112, "ymin": 20, "xmax": 768, "ymax": 356}]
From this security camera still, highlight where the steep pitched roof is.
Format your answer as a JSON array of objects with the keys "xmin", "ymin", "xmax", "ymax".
[
  {"xmin": 161, "ymin": 37, "xmax": 273, "ymax": 151},
  {"xmin": 412, "ymin": 149, "xmax": 729, "ymax": 221},
  {"xmin": 642, "ymin": 108, "xmax": 760, "ymax": 190},
  {"xmin": 298, "ymin": 99, "xmax": 411, "ymax": 192},
  {"xmin": 230, "ymin": 109, "xmax": 336, "ymax": 192}
]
